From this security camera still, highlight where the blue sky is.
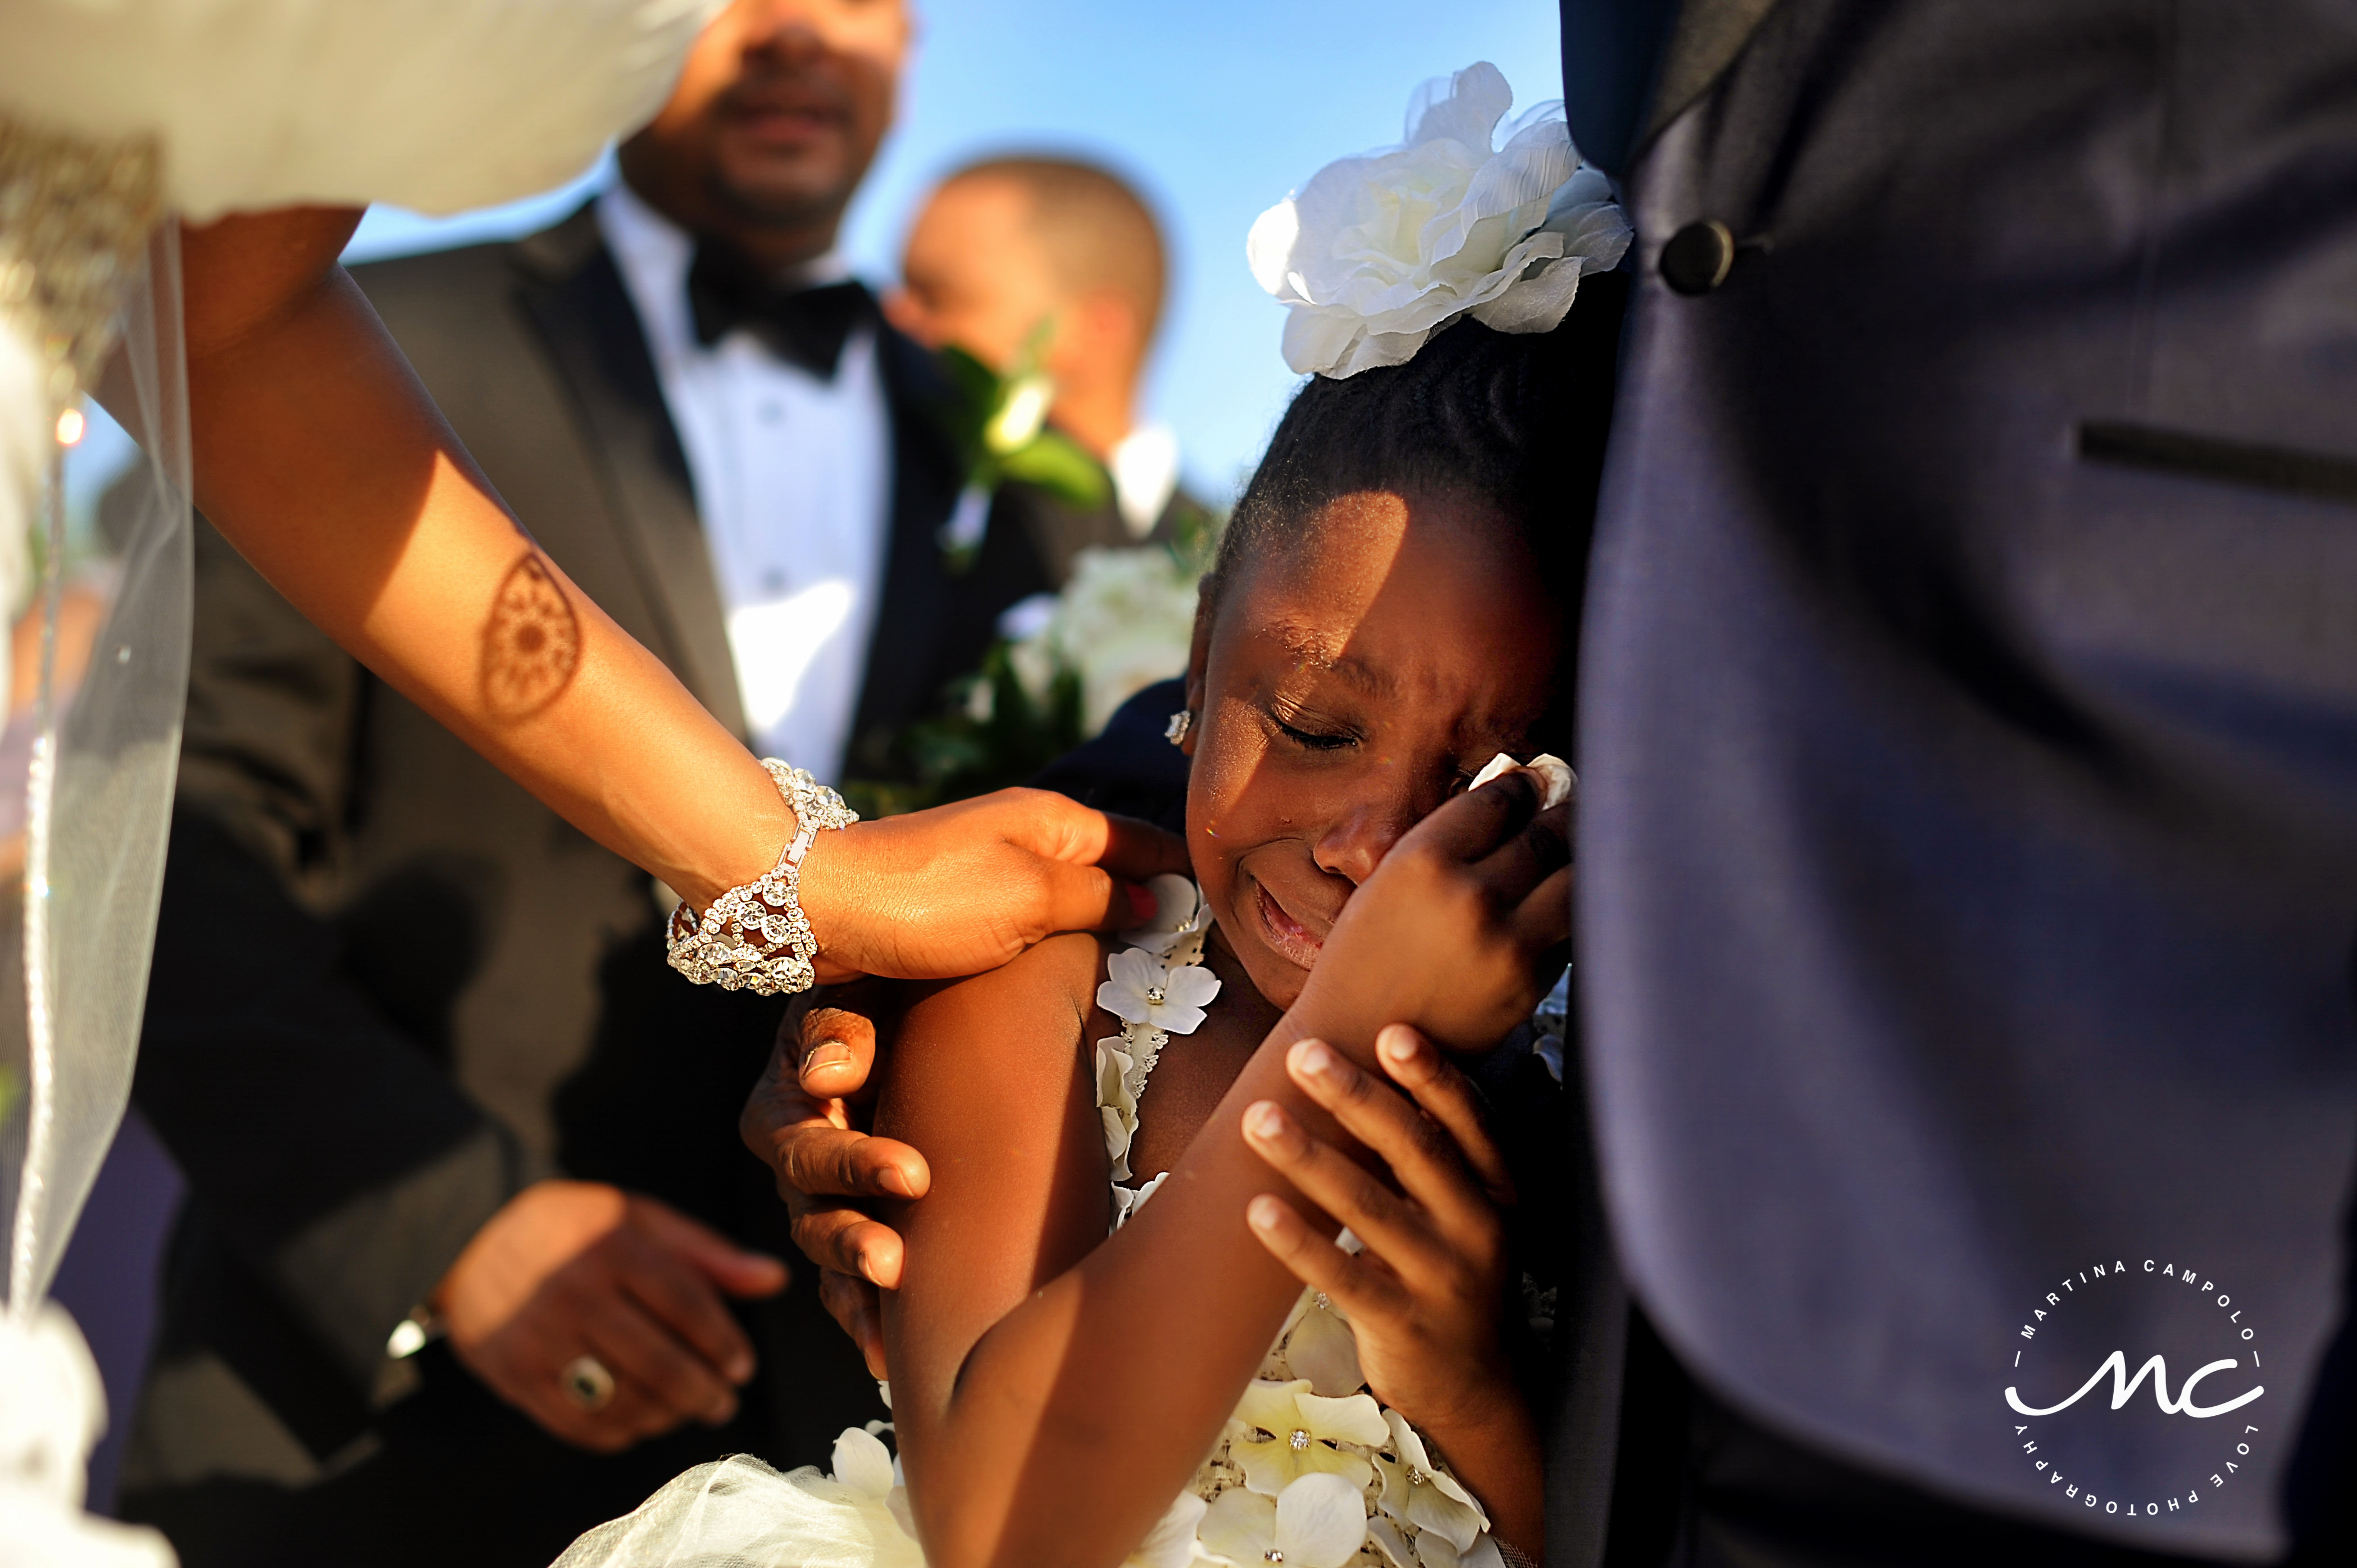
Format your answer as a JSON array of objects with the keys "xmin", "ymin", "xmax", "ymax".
[{"xmin": 346, "ymin": 0, "xmax": 1564, "ymax": 505}]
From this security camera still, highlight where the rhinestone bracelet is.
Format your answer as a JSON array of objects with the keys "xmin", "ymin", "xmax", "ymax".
[{"xmin": 664, "ymin": 759, "xmax": 859, "ymax": 995}]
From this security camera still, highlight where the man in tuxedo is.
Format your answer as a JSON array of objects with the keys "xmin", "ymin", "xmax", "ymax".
[
  {"xmin": 885, "ymin": 155, "xmax": 1216, "ymax": 559},
  {"xmin": 115, "ymin": 2, "xmax": 1135, "ymax": 1564}
]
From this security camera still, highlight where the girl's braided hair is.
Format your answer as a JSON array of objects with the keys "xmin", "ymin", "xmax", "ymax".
[{"xmin": 1205, "ymin": 272, "xmax": 1627, "ymax": 614}]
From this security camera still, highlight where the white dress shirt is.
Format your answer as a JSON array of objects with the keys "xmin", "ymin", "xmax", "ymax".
[{"xmin": 598, "ymin": 182, "xmax": 891, "ymax": 783}]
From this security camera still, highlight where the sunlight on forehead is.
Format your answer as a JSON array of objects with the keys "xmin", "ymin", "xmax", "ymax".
[{"xmin": 1271, "ymin": 621, "xmax": 1394, "ymax": 697}]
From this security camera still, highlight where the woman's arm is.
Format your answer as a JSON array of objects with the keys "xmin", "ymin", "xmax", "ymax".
[
  {"xmin": 172, "ymin": 208, "xmax": 781, "ymax": 909},
  {"xmin": 156, "ymin": 207, "xmax": 1180, "ymax": 959}
]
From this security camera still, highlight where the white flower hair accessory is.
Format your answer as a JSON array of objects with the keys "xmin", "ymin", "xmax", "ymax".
[{"xmin": 1248, "ymin": 61, "xmax": 1632, "ymax": 379}]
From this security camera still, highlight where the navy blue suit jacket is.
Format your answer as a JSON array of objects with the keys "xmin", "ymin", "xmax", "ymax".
[{"xmin": 1564, "ymin": 1, "xmax": 2357, "ymax": 1558}]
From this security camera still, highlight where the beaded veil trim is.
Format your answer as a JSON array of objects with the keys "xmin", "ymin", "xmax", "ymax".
[{"xmin": 0, "ymin": 115, "xmax": 163, "ymax": 417}]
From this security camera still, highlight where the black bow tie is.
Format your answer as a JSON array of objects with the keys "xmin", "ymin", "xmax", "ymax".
[{"xmin": 685, "ymin": 246, "xmax": 875, "ymax": 379}]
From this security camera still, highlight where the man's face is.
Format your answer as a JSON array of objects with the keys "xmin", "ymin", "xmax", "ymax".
[
  {"xmin": 886, "ymin": 175, "xmax": 1059, "ymax": 370},
  {"xmin": 630, "ymin": 0, "xmax": 909, "ymax": 238}
]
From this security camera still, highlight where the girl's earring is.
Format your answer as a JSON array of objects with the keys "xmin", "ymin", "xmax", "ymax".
[{"xmin": 1164, "ymin": 709, "xmax": 1193, "ymax": 747}]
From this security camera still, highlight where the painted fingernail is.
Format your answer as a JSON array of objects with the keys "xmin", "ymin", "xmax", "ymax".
[
  {"xmin": 1126, "ymin": 883, "xmax": 1158, "ymax": 922},
  {"xmin": 1245, "ymin": 1100, "xmax": 1286, "ymax": 1140},
  {"xmin": 1248, "ymin": 1195, "xmax": 1286, "ymax": 1231}
]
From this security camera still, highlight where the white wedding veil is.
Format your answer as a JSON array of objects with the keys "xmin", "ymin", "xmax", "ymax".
[
  {"xmin": 0, "ymin": 224, "xmax": 192, "ymax": 1320},
  {"xmin": 0, "ymin": 4, "xmax": 723, "ymax": 1553}
]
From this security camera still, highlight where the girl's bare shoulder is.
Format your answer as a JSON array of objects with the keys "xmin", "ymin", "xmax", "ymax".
[{"xmin": 876, "ymin": 931, "xmax": 1109, "ymax": 1136}]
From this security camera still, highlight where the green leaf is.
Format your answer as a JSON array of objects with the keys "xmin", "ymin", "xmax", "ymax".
[
  {"xmin": 1000, "ymin": 431, "xmax": 1111, "ymax": 508},
  {"xmin": 930, "ymin": 345, "xmax": 1004, "ymax": 467}
]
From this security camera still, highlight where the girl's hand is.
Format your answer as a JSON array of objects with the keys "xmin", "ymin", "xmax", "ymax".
[
  {"xmin": 1290, "ymin": 771, "xmax": 1570, "ymax": 1054},
  {"xmin": 1240, "ymin": 1025, "xmax": 1545, "ymax": 1553},
  {"xmin": 1239, "ymin": 1027, "xmax": 1517, "ymax": 1426}
]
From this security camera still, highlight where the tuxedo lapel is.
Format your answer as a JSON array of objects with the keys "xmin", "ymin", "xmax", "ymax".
[
  {"xmin": 508, "ymin": 204, "xmax": 748, "ymax": 738},
  {"xmin": 1559, "ymin": 0, "xmax": 1787, "ymax": 175},
  {"xmin": 1644, "ymin": 0, "xmax": 1785, "ymax": 145},
  {"xmin": 844, "ymin": 326, "xmax": 963, "ymax": 772}
]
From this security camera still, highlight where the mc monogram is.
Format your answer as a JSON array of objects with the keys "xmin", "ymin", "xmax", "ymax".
[
  {"xmin": 2001, "ymin": 1258, "xmax": 2267, "ymax": 1526},
  {"xmin": 2006, "ymin": 1350, "xmax": 2263, "ymax": 1420}
]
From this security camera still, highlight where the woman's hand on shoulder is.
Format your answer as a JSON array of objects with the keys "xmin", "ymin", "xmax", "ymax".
[
  {"xmin": 1295, "ymin": 770, "xmax": 1570, "ymax": 1052},
  {"xmin": 797, "ymin": 790, "xmax": 1187, "ymax": 983}
]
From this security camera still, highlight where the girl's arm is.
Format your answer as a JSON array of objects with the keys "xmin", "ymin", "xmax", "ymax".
[
  {"xmin": 158, "ymin": 207, "xmax": 1178, "ymax": 958},
  {"xmin": 879, "ymin": 780, "xmax": 1569, "ymax": 1568},
  {"xmin": 878, "ymin": 938, "xmax": 1319, "ymax": 1568}
]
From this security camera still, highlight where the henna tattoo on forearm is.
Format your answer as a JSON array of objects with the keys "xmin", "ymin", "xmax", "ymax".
[{"xmin": 481, "ymin": 552, "xmax": 581, "ymax": 719}]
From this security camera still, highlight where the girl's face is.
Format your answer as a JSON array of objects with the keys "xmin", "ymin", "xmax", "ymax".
[{"xmin": 1181, "ymin": 489, "xmax": 1564, "ymax": 1009}]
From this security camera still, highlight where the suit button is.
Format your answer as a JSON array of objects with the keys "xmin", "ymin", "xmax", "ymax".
[{"xmin": 1662, "ymin": 219, "xmax": 1736, "ymax": 295}]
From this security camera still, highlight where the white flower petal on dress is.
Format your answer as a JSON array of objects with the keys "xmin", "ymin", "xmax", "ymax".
[
  {"xmin": 1367, "ymin": 1516, "xmax": 1418, "ymax": 1568},
  {"xmin": 1298, "ymin": 1391, "xmax": 1390, "ymax": 1447},
  {"xmin": 1195, "ymin": 1475, "xmax": 1368, "ymax": 1568},
  {"xmin": 1103, "ymin": 1105, "xmax": 1134, "ymax": 1178},
  {"xmin": 886, "ymin": 1484, "xmax": 920, "ymax": 1544},
  {"xmin": 1120, "ymin": 874, "xmax": 1205, "ymax": 955},
  {"xmin": 1249, "ymin": 61, "xmax": 1631, "ymax": 378},
  {"xmin": 830, "ymin": 1425, "xmax": 896, "ymax": 1499},
  {"xmin": 1098, "ymin": 944, "xmax": 1221, "ymax": 1035},
  {"xmin": 1374, "ymin": 1411, "xmax": 1488, "ymax": 1551},
  {"xmin": 1414, "ymin": 1532, "xmax": 1465, "ymax": 1568},
  {"xmin": 1124, "ymin": 1488, "xmax": 1208, "ymax": 1568},
  {"xmin": 1284, "ymin": 1298, "xmax": 1365, "ymax": 1397},
  {"xmin": 1153, "ymin": 1000, "xmax": 1209, "ymax": 1034},
  {"xmin": 1233, "ymin": 1382, "xmax": 1381, "ymax": 1495},
  {"xmin": 0, "ymin": 1305, "xmax": 176, "ymax": 1568},
  {"xmin": 1196, "ymin": 1487, "xmax": 1279, "ymax": 1566},
  {"xmin": 1098, "ymin": 947, "xmax": 1164, "ymax": 1023},
  {"xmin": 1163, "ymin": 964, "xmax": 1223, "ymax": 1010},
  {"xmin": 1276, "ymin": 1472, "xmax": 1372, "ymax": 1568},
  {"xmin": 1458, "ymin": 1535, "xmax": 1507, "ymax": 1568}
]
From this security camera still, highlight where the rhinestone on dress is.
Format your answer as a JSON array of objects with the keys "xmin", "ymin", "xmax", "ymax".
[
  {"xmin": 1288, "ymin": 1428, "xmax": 1310, "ymax": 1452},
  {"xmin": 1145, "ymin": 985, "xmax": 1166, "ymax": 1004},
  {"xmin": 1409, "ymin": 1466, "xmax": 1428, "ymax": 1486},
  {"xmin": 1263, "ymin": 1553, "xmax": 1284, "ymax": 1564}
]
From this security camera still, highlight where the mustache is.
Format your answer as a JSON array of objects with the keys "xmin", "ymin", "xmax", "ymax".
[{"xmin": 717, "ymin": 63, "xmax": 856, "ymax": 122}]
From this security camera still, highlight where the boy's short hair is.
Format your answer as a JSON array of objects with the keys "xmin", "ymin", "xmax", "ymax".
[{"xmin": 942, "ymin": 156, "xmax": 1169, "ymax": 343}]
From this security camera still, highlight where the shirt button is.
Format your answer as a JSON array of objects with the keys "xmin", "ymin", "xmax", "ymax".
[{"xmin": 1661, "ymin": 219, "xmax": 1737, "ymax": 295}]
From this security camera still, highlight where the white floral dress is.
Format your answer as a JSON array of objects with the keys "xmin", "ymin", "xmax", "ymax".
[{"xmin": 554, "ymin": 876, "xmax": 1517, "ymax": 1568}]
